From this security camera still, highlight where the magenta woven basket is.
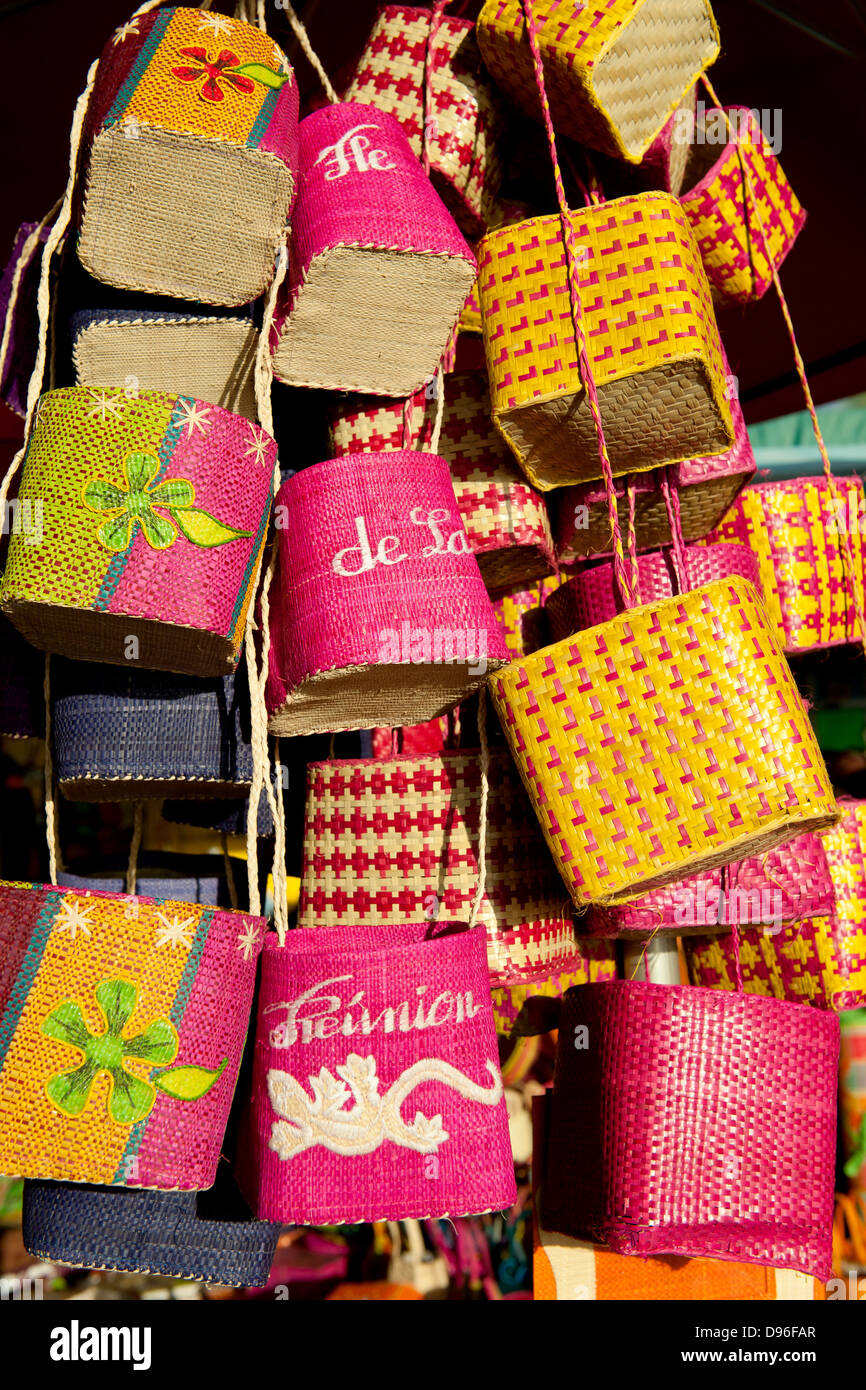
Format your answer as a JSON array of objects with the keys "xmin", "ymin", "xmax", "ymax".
[
  {"xmin": 546, "ymin": 541, "xmax": 761, "ymax": 639},
  {"xmin": 585, "ymin": 831, "xmax": 835, "ymax": 938},
  {"xmin": 265, "ymin": 451, "xmax": 507, "ymax": 736},
  {"xmin": 541, "ymin": 981, "xmax": 839, "ymax": 1280},
  {"xmin": 235, "ymin": 923, "xmax": 517, "ymax": 1224},
  {"xmin": 270, "ymin": 102, "xmax": 477, "ymax": 395}
]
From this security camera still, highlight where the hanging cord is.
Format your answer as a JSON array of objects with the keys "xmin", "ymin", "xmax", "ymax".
[
  {"xmin": 702, "ymin": 74, "xmax": 866, "ymax": 657},
  {"xmin": 466, "ymin": 688, "xmax": 489, "ymax": 929},
  {"xmin": 42, "ymin": 655, "xmax": 60, "ymax": 885},
  {"xmin": 430, "ymin": 364, "xmax": 446, "ymax": 454},
  {"xmin": 0, "ymin": 199, "xmax": 61, "ymax": 404},
  {"xmin": 422, "ymin": 1, "xmax": 450, "ymax": 175},
  {"xmin": 221, "ymin": 832, "xmax": 239, "ymax": 910},
  {"xmin": 281, "ymin": 1, "xmax": 340, "ymax": 103},
  {"xmin": 520, "ymin": 0, "xmax": 636, "ymax": 610},
  {"xmin": 625, "ymin": 477, "xmax": 641, "ymax": 605},
  {"xmin": 730, "ymin": 908, "xmax": 744, "ymax": 994},
  {"xmin": 660, "ymin": 467, "xmax": 689, "ymax": 595},
  {"xmin": 125, "ymin": 802, "xmax": 144, "ymax": 897}
]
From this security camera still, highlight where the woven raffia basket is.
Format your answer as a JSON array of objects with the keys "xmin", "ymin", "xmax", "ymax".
[
  {"xmin": 297, "ymin": 752, "xmax": 617, "ymax": 1032},
  {"xmin": 57, "ymin": 860, "xmax": 237, "ymax": 909},
  {"xmin": 344, "ymin": 4, "xmax": 505, "ymax": 235},
  {"xmin": 0, "ymin": 219, "xmax": 49, "ymax": 417},
  {"xmin": 477, "ymin": 193, "xmax": 734, "ymax": 491},
  {"xmin": 52, "ymin": 661, "xmax": 253, "ymax": 802},
  {"xmin": 541, "ymin": 981, "xmax": 839, "ymax": 1279},
  {"xmin": 328, "ymin": 373, "xmax": 556, "ymax": 592},
  {"xmin": 490, "ymin": 574, "xmax": 837, "ymax": 907},
  {"xmin": 552, "ymin": 384, "xmax": 754, "ymax": 561},
  {"xmin": 0, "ymin": 880, "xmax": 264, "ymax": 1187},
  {"xmin": 76, "ymin": 7, "xmax": 298, "ymax": 305},
  {"xmin": 492, "ymin": 576, "xmax": 560, "ymax": 658},
  {"xmin": 0, "ymin": 387, "xmax": 275, "ymax": 677},
  {"xmin": 235, "ymin": 923, "xmax": 516, "ymax": 1224},
  {"xmin": 23, "ymin": 1175, "xmax": 280, "ymax": 1288},
  {"xmin": 681, "ymin": 105, "xmax": 806, "ymax": 304},
  {"xmin": 476, "ymin": 0, "xmax": 719, "ymax": 160},
  {"xmin": 265, "ymin": 452, "xmax": 507, "ymax": 736},
  {"xmin": 270, "ymin": 103, "xmax": 477, "ymax": 395},
  {"xmin": 71, "ymin": 309, "xmax": 258, "ymax": 420},
  {"xmin": 638, "ymin": 82, "xmax": 697, "ymax": 195},
  {"xmin": 707, "ymin": 476, "xmax": 866, "ymax": 654}
]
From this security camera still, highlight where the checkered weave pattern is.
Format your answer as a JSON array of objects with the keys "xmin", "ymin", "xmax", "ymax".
[
  {"xmin": 681, "ymin": 106, "xmax": 806, "ymax": 304},
  {"xmin": 344, "ymin": 5, "xmax": 505, "ymax": 234},
  {"xmin": 477, "ymin": 193, "xmax": 733, "ymax": 491},
  {"xmin": 541, "ymin": 981, "xmax": 839, "ymax": 1280},
  {"xmin": 493, "ymin": 575, "xmax": 562, "ymax": 658},
  {"xmin": 477, "ymin": 0, "xmax": 719, "ymax": 160},
  {"xmin": 489, "ymin": 575, "xmax": 837, "ymax": 906},
  {"xmin": 707, "ymin": 477, "xmax": 866, "ymax": 653}
]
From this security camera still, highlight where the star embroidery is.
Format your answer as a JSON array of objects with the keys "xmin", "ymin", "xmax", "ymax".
[
  {"xmin": 244, "ymin": 424, "xmax": 270, "ymax": 468},
  {"xmin": 56, "ymin": 898, "xmax": 95, "ymax": 941},
  {"xmin": 86, "ymin": 390, "xmax": 125, "ymax": 423},
  {"xmin": 272, "ymin": 47, "xmax": 291, "ymax": 76},
  {"xmin": 112, "ymin": 19, "xmax": 140, "ymax": 45},
  {"xmin": 176, "ymin": 399, "xmax": 211, "ymax": 438},
  {"xmin": 154, "ymin": 911, "xmax": 197, "ymax": 949},
  {"xmin": 236, "ymin": 922, "xmax": 261, "ymax": 962},
  {"xmin": 197, "ymin": 12, "xmax": 234, "ymax": 38}
]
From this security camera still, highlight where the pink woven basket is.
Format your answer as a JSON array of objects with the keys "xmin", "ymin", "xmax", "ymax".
[
  {"xmin": 269, "ymin": 103, "xmax": 477, "ymax": 395},
  {"xmin": 585, "ymin": 831, "xmax": 834, "ymax": 938},
  {"xmin": 343, "ymin": 4, "xmax": 506, "ymax": 236},
  {"xmin": 265, "ymin": 451, "xmax": 507, "ymax": 736},
  {"xmin": 327, "ymin": 372, "xmax": 556, "ymax": 592},
  {"xmin": 545, "ymin": 541, "xmax": 761, "ymax": 639},
  {"xmin": 235, "ymin": 923, "xmax": 517, "ymax": 1224},
  {"xmin": 541, "ymin": 980, "xmax": 839, "ymax": 1280}
]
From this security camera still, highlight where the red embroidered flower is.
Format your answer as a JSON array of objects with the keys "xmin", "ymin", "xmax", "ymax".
[{"xmin": 171, "ymin": 47, "xmax": 256, "ymax": 103}]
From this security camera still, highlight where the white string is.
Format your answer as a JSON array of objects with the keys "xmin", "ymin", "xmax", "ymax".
[
  {"xmin": 42, "ymin": 655, "xmax": 60, "ymax": 886},
  {"xmin": 466, "ymin": 689, "xmax": 489, "ymax": 929},
  {"xmin": 0, "ymin": 200, "xmax": 60, "ymax": 403},
  {"xmin": 126, "ymin": 802, "xmax": 144, "ymax": 896},
  {"xmin": 282, "ymin": 1, "xmax": 339, "ymax": 103},
  {"xmin": 430, "ymin": 364, "xmax": 446, "ymax": 454}
]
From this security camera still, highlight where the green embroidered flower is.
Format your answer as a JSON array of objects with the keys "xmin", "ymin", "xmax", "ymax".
[
  {"xmin": 42, "ymin": 978, "xmax": 228, "ymax": 1125},
  {"xmin": 83, "ymin": 451, "xmax": 253, "ymax": 553}
]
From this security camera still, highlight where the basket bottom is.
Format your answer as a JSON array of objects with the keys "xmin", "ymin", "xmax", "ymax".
[
  {"xmin": 59, "ymin": 776, "xmax": 251, "ymax": 803},
  {"xmin": 479, "ymin": 542, "xmax": 556, "ymax": 596},
  {"xmin": 1, "ymin": 600, "xmax": 240, "ymax": 679}
]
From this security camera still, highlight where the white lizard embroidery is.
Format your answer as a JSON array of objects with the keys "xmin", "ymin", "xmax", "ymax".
[{"xmin": 266, "ymin": 1053, "xmax": 503, "ymax": 1159}]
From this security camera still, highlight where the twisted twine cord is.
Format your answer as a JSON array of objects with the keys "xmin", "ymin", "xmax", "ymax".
[
  {"xmin": 42, "ymin": 655, "xmax": 60, "ymax": 886},
  {"xmin": 282, "ymin": 1, "xmax": 339, "ymax": 104},
  {"xmin": 125, "ymin": 802, "xmax": 144, "ymax": 897},
  {"xmin": 422, "ymin": 0, "xmax": 450, "ymax": 175}
]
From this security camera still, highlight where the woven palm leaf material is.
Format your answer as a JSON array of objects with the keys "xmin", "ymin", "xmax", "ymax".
[
  {"xmin": 638, "ymin": 82, "xmax": 697, "ymax": 195},
  {"xmin": 327, "ymin": 373, "xmax": 556, "ymax": 593},
  {"xmin": 0, "ymin": 880, "xmax": 264, "ymax": 1187},
  {"xmin": 492, "ymin": 575, "xmax": 561, "ymax": 658},
  {"xmin": 76, "ymin": 8, "xmax": 299, "ymax": 305},
  {"xmin": 297, "ymin": 751, "xmax": 617, "ymax": 1030},
  {"xmin": 269, "ymin": 103, "xmax": 477, "ymax": 396},
  {"xmin": 58, "ymin": 864, "xmax": 235, "ymax": 909},
  {"xmin": 477, "ymin": 192, "xmax": 734, "ymax": 492},
  {"xmin": 585, "ymin": 830, "xmax": 834, "ymax": 938},
  {"xmin": 23, "ymin": 1173, "xmax": 281, "ymax": 1287},
  {"xmin": 52, "ymin": 660, "xmax": 253, "ymax": 802},
  {"xmin": 541, "ymin": 981, "xmax": 839, "ymax": 1280},
  {"xmin": 235, "ymin": 923, "xmax": 517, "ymax": 1223},
  {"xmin": 489, "ymin": 574, "xmax": 837, "ymax": 908},
  {"xmin": 476, "ymin": 0, "xmax": 719, "ymax": 160},
  {"xmin": 545, "ymin": 541, "xmax": 760, "ymax": 638},
  {"xmin": 684, "ymin": 916, "xmax": 866, "ymax": 1013},
  {"xmin": 681, "ymin": 105, "xmax": 806, "ymax": 305},
  {"xmin": 0, "ymin": 387, "xmax": 275, "ymax": 677},
  {"xmin": 71, "ymin": 309, "xmax": 258, "ymax": 421},
  {"xmin": 0, "ymin": 220, "xmax": 49, "ymax": 417},
  {"xmin": 265, "ymin": 451, "xmax": 507, "ymax": 737},
  {"xmin": 706, "ymin": 476, "xmax": 866, "ymax": 654},
  {"xmin": 552, "ymin": 384, "xmax": 754, "ymax": 561},
  {"xmin": 343, "ymin": 5, "xmax": 506, "ymax": 237},
  {"xmin": 457, "ymin": 201, "xmax": 538, "ymax": 338},
  {"xmin": 0, "ymin": 613, "xmax": 44, "ymax": 738}
]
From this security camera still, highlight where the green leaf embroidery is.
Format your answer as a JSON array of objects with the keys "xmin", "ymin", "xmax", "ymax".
[
  {"xmin": 229, "ymin": 62, "xmax": 289, "ymax": 89},
  {"xmin": 151, "ymin": 1057, "xmax": 228, "ymax": 1100},
  {"xmin": 170, "ymin": 507, "xmax": 253, "ymax": 548}
]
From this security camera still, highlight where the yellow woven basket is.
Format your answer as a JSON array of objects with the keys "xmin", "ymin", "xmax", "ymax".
[
  {"xmin": 477, "ymin": 0, "xmax": 719, "ymax": 160},
  {"xmin": 477, "ymin": 192, "xmax": 733, "ymax": 491},
  {"xmin": 488, "ymin": 574, "xmax": 837, "ymax": 907}
]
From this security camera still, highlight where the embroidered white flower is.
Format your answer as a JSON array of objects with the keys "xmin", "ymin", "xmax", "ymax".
[
  {"xmin": 237, "ymin": 922, "xmax": 262, "ymax": 962},
  {"xmin": 56, "ymin": 899, "xmax": 95, "ymax": 941},
  {"xmin": 154, "ymin": 912, "xmax": 196, "ymax": 949},
  {"xmin": 86, "ymin": 390, "xmax": 125, "ymax": 423},
  {"xmin": 176, "ymin": 399, "xmax": 211, "ymax": 439},
  {"xmin": 197, "ymin": 13, "xmax": 234, "ymax": 38},
  {"xmin": 243, "ymin": 424, "xmax": 270, "ymax": 469},
  {"xmin": 112, "ymin": 19, "xmax": 140, "ymax": 45}
]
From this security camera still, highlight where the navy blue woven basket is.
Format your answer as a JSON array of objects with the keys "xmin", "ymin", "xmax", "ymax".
[
  {"xmin": 57, "ymin": 857, "xmax": 237, "ymax": 909},
  {"xmin": 23, "ymin": 1172, "xmax": 282, "ymax": 1287},
  {"xmin": 162, "ymin": 794, "xmax": 275, "ymax": 837},
  {"xmin": 53, "ymin": 661, "xmax": 253, "ymax": 801}
]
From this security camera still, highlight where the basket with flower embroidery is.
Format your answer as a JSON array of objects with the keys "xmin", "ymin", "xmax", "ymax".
[
  {"xmin": 0, "ymin": 880, "xmax": 265, "ymax": 1188},
  {"xmin": 0, "ymin": 387, "xmax": 275, "ymax": 677},
  {"xmin": 76, "ymin": 7, "xmax": 299, "ymax": 305}
]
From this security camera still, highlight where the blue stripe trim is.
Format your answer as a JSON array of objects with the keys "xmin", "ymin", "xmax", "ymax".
[
  {"xmin": 0, "ymin": 890, "xmax": 63, "ymax": 1072},
  {"xmin": 105, "ymin": 9, "xmax": 173, "ymax": 125},
  {"xmin": 246, "ymin": 86, "xmax": 279, "ymax": 149},
  {"xmin": 227, "ymin": 500, "xmax": 271, "ymax": 642}
]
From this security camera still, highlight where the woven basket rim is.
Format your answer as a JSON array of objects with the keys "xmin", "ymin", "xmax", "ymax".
[
  {"xmin": 681, "ymin": 104, "xmax": 769, "ymax": 202},
  {"xmin": 479, "ymin": 188, "xmax": 698, "ymax": 246},
  {"xmin": 0, "ymin": 877, "xmax": 259, "ymax": 922},
  {"xmin": 562, "ymin": 977, "xmax": 843, "ymax": 1029}
]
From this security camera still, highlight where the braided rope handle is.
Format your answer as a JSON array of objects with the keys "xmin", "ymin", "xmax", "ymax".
[
  {"xmin": 422, "ymin": 0, "xmax": 451, "ymax": 175},
  {"xmin": 281, "ymin": 1, "xmax": 339, "ymax": 104}
]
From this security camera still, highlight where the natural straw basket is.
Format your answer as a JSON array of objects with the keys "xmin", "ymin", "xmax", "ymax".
[
  {"xmin": 476, "ymin": 0, "xmax": 719, "ymax": 160},
  {"xmin": 270, "ymin": 103, "xmax": 477, "ymax": 395},
  {"xmin": 541, "ymin": 980, "xmax": 839, "ymax": 1280},
  {"xmin": 0, "ymin": 879, "xmax": 264, "ymax": 1188},
  {"xmin": 235, "ymin": 923, "xmax": 517, "ymax": 1225},
  {"xmin": 52, "ymin": 661, "xmax": 253, "ymax": 802},
  {"xmin": 71, "ymin": 309, "xmax": 259, "ymax": 421},
  {"xmin": 344, "ymin": 3, "xmax": 506, "ymax": 236},
  {"xmin": 638, "ymin": 82, "xmax": 697, "ymax": 195},
  {"xmin": 681, "ymin": 103, "xmax": 806, "ymax": 304},
  {"xmin": 0, "ymin": 387, "xmax": 275, "ymax": 677},
  {"xmin": 265, "ymin": 451, "xmax": 507, "ymax": 736},
  {"xmin": 76, "ymin": 6, "xmax": 299, "ymax": 305},
  {"xmin": 327, "ymin": 372, "xmax": 556, "ymax": 593}
]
